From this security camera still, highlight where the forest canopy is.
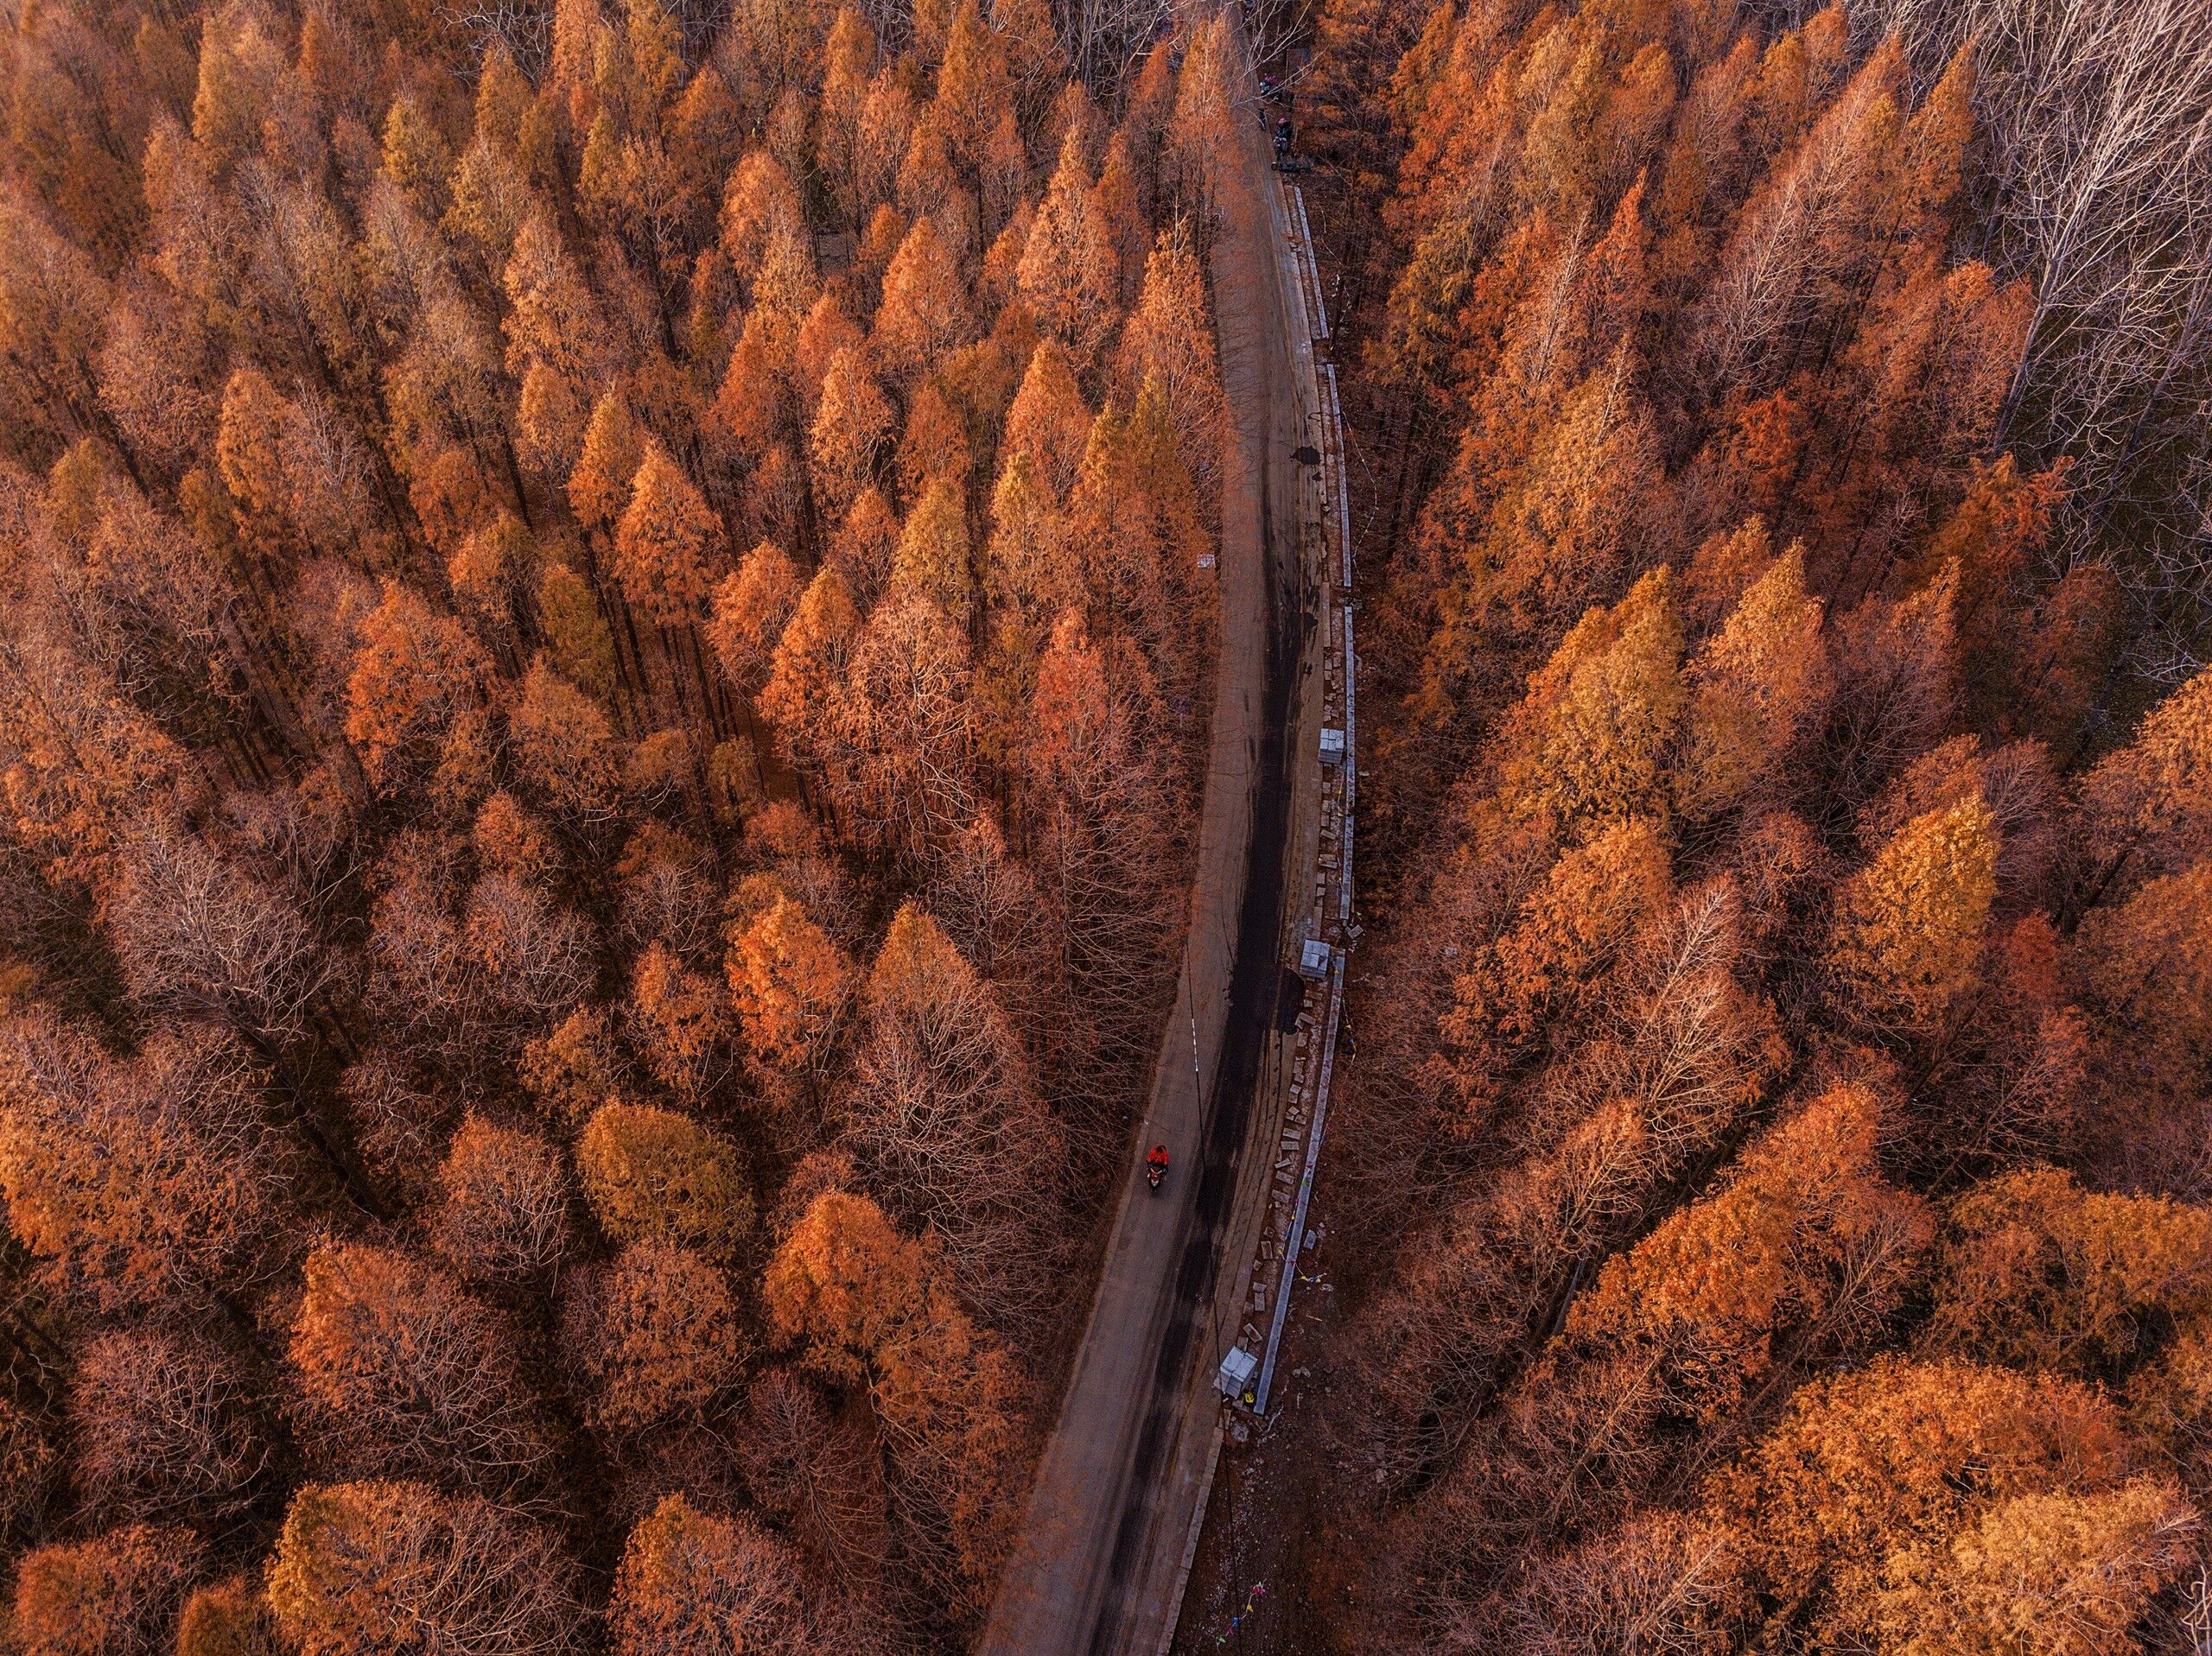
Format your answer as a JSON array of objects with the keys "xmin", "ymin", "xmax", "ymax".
[
  {"xmin": 0, "ymin": 0, "xmax": 1243, "ymax": 1647},
  {"xmin": 1271, "ymin": 0, "xmax": 2212, "ymax": 1648}
]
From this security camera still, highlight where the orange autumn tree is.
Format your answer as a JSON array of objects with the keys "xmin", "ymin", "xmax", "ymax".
[
  {"xmin": 707, "ymin": 541, "xmax": 804, "ymax": 695},
  {"xmin": 562, "ymin": 1243, "xmax": 746, "ymax": 1431},
  {"xmin": 267, "ymin": 1482, "xmax": 582, "ymax": 1656},
  {"xmin": 614, "ymin": 441, "xmax": 723, "ymax": 627},
  {"xmin": 873, "ymin": 213, "xmax": 976, "ymax": 382},
  {"xmin": 344, "ymin": 582, "xmax": 493, "ymax": 799},
  {"xmin": 1827, "ymin": 792, "xmax": 2000, "ymax": 1031},
  {"xmin": 286, "ymin": 1242, "xmax": 549, "ymax": 1493},
  {"xmin": 10, "ymin": 1524, "xmax": 200, "ymax": 1656},
  {"xmin": 575, "ymin": 1101, "xmax": 753, "ymax": 1262},
  {"xmin": 765, "ymin": 1189, "xmax": 1026, "ymax": 1601},
  {"xmin": 432, "ymin": 1117, "xmax": 574, "ymax": 1286},
  {"xmin": 608, "ymin": 1494, "xmax": 807, "ymax": 1656}
]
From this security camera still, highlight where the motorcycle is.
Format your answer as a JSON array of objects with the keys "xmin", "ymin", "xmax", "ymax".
[{"xmin": 1145, "ymin": 1145, "xmax": 1170, "ymax": 1193}]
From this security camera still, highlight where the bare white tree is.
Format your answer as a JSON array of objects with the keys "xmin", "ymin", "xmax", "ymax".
[
  {"xmin": 1856, "ymin": 0, "xmax": 2212, "ymax": 677},
  {"xmin": 1062, "ymin": 0, "xmax": 1179, "ymax": 99},
  {"xmin": 109, "ymin": 815, "xmax": 333, "ymax": 1051}
]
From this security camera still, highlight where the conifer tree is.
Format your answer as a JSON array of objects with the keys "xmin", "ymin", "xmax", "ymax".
[
  {"xmin": 712, "ymin": 310, "xmax": 794, "ymax": 466},
  {"xmin": 1003, "ymin": 340, "xmax": 1094, "ymax": 500},
  {"xmin": 1874, "ymin": 1479, "xmax": 2197, "ymax": 1656},
  {"xmin": 1675, "ymin": 545, "xmax": 1831, "ymax": 822},
  {"xmin": 2078, "ymin": 667, "xmax": 2212, "ymax": 898},
  {"xmin": 614, "ymin": 441, "xmax": 724, "ymax": 626},
  {"xmin": 897, "ymin": 377, "xmax": 974, "ymax": 498},
  {"xmin": 380, "ymin": 94, "xmax": 453, "ymax": 222},
  {"xmin": 759, "ymin": 567, "xmax": 861, "ymax": 771},
  {"xmin": 1114, "ymin": 226, "xmax": 1223, "ymax": 477},
  {"xmin": 828, "ymin": 485, "xmax": 902, "ymax": 610},
  {"xmin": 707, "ymin": 542, "xmax": 804, "ymax": 696},
  {"xmin": 807, "ymin": 346, "xmax": 894, "ymax": 517},
  {"xmin": 345, "ymin": 582, "xmax": 493, "ymax": 799},
  {"xmin": 1168, "ymin": 14, "xmax": 1235, "ymax": 219},
  {"xmin": 1434, "ymin": 816, "xmax": 1675, "ymax": 1107},
  {"xmin": 891, "ymin": 473, "xmax": 976, "ymax": 625},
  {"xmin": 1569, "ymin": 1082, "xmax": 1932, "ymax": 1426},
  {"xmin": 1020, "ymin": 612, "xmax": 1179, "ymax": 1056},
  {"xmin": 1497, "ymin": 568, "xmax": 1688, "ymax": 832},
  {"xmin": 629, "ymin": 941, "xmax": 733, "ymax": 1100},
  {"xmin": 873, "ymin": 214, "xmax": 976, "ymax": 383},
  {"xmin": 214, "ymin": 365, "xmax": 289, "ymax": 527},
  {"xmin": 1418, "ymin": 352, "xmax": 1668, "ymax": 731},
  {"xmin": 569, "ymin": 391, "xmax": 644, "ymax": 534},
  {"xmin": 1827, "ymin": 793, "xmax": 1999, "ymax": 1031},
  {"xmin": 508, "ymin": 659, "xmax": 622, "ymax": 822},
  {"xmin": 1019, "ymin": 130, "xmax": 1120, "ymax": 362},
  {"xmin": 983, "ymin": 454, "xmax": 1078, "ymax": 627},
  {"xmin": 538, "ymin": 563, "xmax": 620, "ymax": 704},
  {"xmin": 726, "ymin": 885, "xmax": 856, "ymax": 1113},
  {"xmin": 1924, "ymin": 1165, "xmax": 2212, "ymax": 1377},
  {"xmin": 1713, "ymin": 1357, "xmax": 2140, "ymax": 1649},
  {"xmin": 933, "ymin": 0, "xmax": 1015, "ymax": 168}
]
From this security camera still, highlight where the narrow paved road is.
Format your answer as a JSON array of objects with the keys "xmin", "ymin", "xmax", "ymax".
[{"xmin": 979, "ymin": 33, "xmax": 1306, "ymax": 1656}]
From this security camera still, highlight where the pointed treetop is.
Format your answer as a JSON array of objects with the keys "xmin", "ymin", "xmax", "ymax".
[
  {"xmin": 613, "ymin": 441, "xmax": 724, "ymax": 625},
  {"xmin": 569, "ymin": 391, "xmax": 642, "ymax": 531}
]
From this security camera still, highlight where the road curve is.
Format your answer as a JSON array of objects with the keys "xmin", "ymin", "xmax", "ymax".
[{"xmin": 979, "ymin": 30, "xmax": 1307, "ymax": 1656}]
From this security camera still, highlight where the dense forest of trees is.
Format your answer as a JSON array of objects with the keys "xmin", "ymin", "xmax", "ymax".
[
  {"xmin": 1288, "ymin": 0, "xmax": 2212, "ymax": 1649},
  {"xmin": 0, "ymin": 0, "xmax": 1240, "ymax": 1648}
]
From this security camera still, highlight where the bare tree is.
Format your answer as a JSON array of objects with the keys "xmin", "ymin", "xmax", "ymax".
[
  {"xmin": 1858, "ymin": 0, "xmax": 2212, "ymax": 676},
  {"xmin": 108, "ymin": 815, "xmax": 332, "ymax": 1051},
  {"xmin": 72, "ymin": 1329, "xmax": 267, "ymax": 1526},
  {"xmin": 842, "ymin": 904, "xmax": 1068, "ymax": 1339},
  {"xmin": 738, "ymin": 1367, "xmax": 890, "ymax": 1585},
  {"xmin": 1061, "ymin": 0, "xmax": 1179, "ymax": 101},
  {"xmin": 267, "ymin": 1480, "xmax": 584, "ymax": 1656}
]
